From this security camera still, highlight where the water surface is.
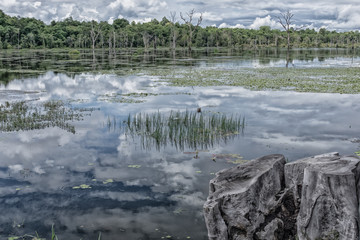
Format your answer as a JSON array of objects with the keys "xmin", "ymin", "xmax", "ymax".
[{"xmin": 0, "ymin": 49, "xmax": 360, "ymax": 239}]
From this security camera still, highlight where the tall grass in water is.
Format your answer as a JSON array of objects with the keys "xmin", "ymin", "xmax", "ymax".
[
  {"xmin": 123, "ymin": 110, "xmax": 245, "ymax": 150},
  {"xmin": 0, "ymin": 100, "xmax": 94, "ymax": 134},
  {"xmin": 7, "ymin": 225, "xmax": 102, "ymax": 240}
]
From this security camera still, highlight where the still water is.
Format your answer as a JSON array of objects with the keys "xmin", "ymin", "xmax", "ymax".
[{"xmin": 0, "ymin": 48, "xmax": 360, "ymax": 239}]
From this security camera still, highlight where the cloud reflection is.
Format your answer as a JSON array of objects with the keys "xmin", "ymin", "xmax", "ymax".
[{"xmin": 1, "ymin": 71, "xmax": 360, "ymax": 238}]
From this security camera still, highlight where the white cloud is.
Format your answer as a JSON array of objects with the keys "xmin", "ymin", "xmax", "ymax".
[
  {"xmin": 328, "ymin": 5, "xmax": 360, "ymax": 30},
  {"xmin": 121, "ymin": 0, "xmax": 137, "ymax": 10},
  {"xmin": 199, "ymin": 11, "xmax": 223, "ymax": 22},
  {"xmin": 0, "ymin": 0, "xmax": 18, "ymax": 8},
  {"xmin": 108, "ymin": 16, "xmax": 114, "ymax": 24},
  {"xmin": 249, "ymin": 15, "xmax": 280, "ymax": 29},
  {"xmin": 34, "ymin": 1, "xmax": 41, "ymax": 8},
  {"xmin": 132, "ymin": 17, "xmax": 152, "ymax": 24},
  {"xmin": 218, "ymin": 22, "xmax": 245, "ymax": 28}
]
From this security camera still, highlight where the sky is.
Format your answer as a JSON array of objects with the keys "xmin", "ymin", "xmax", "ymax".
[{"xmin": 1, "ymin": 0, "xmax": 360, "ymax": 31}]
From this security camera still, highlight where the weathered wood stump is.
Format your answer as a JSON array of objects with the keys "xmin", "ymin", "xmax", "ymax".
[{"xmin": 204, "ymin": 153, "xmax": 360, "ymax": 240}]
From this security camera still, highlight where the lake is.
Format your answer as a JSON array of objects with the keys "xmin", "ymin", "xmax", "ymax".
[{"xmin": 0, "ymin": 48, "xmax": 360, "ymax": 239}]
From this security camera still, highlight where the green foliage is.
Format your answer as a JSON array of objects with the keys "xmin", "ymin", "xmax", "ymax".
[
  {"xmin": 51, "ymin": 224, "xmax": 58, "ymax": 240},
  {"xmin": 68, "ymin": 49, "xmax": 80, "ymax": 55},
  {"xmin": 0, "ymin": 9, "xmax": 359, "ymax": 50}
]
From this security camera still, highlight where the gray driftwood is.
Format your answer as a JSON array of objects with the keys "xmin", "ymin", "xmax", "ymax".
[{"xmin": 204, "ymin": 153, "xmax": 360, "ymax": 240}]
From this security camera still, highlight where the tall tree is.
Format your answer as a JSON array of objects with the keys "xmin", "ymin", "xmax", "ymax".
[
  {"xmin": 277, "ymin": 10, "xmax": 294, "ymax": 49},
  {"xmin": 169, "ymin": 11, "xmax": 178, "ymax": 50},
  {"xmin": 180, "ymin": 9, "xmax": 202, "ymax": 51}
]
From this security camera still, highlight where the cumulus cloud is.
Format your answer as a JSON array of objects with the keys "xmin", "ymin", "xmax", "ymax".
[
  {"xmin": 249, "ymin": 15, "xmax": 280, "ymax": 29},
  {"xmin": 218, "ymin": 22, "xmax": 245, "ymax": 28},
  {"xmin": 328, "ymin": 5, "xmax": 360, "ymax": 30},
  {"xmin": 200, "ymin": 11, "xmax": 223, "ymax": 21},
  {"xmin": 0, "ymin": 0, "xmax": 18, "ymax": 8}
]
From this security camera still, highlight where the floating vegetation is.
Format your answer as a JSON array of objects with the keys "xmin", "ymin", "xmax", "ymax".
[
  {"xmin": 102, "ymin": 179, "xmax": 114, "ymax": 184},
  {"xmin": 122, "ymin": 111, "xmax": 245, "ymax": 151},
  {"xmin": 98, "ymin": 92, "xmax": 192, "ymax": 104},
  {"xmin": 8, "ymin": 235, "xmax": 46, "ymax": 240},
  {"xmin": 72, "ymin": 184, "xmax": 91, "ymax": 189},
  {"xmin": 0, "ymin": 100, "xmax": 95, "ymax": 133},
  {"xmin": 147, "ymin": 67, "xmax": 360, "ymax": 94},
  {"xmin": 98, "ymin": 95, "xmax": 145, "ymax": 104},
  {"xmin": 122, "ymin": 92, "xmax": 192, "ymax": 97},
  {"xmin": 7, "ymin": 225, "xmax": 101, "ymax": 240}
]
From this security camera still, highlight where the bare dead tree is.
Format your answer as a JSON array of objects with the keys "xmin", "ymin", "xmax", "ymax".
[
  {"xmin": 90, "ymin": 21, "xmax": 102, "ymax": 55},
  {"xmin": 141, "ymin": 31, "xmax": 152, "ymax": 49},
  {"xmin": 180, "ymin": 9, "xmax": 202, "ymax": 51},
  {"xmin": 108, "ymin": 34, "xmax": 112, "ymax": 55},
  {"xmin": 169, "ymin": 11, "xmax": 178, "ymax": 50},
  {"xmin": 113, "ymin": 29, "xmax": 116, "ymax": 54},
  {"xmin": 277, "ymin": 10, "xmax": 294, "ymax": 50},
  {"xmin": 108, "ymin": 29, "xmax": 116, "ymax": 55}
]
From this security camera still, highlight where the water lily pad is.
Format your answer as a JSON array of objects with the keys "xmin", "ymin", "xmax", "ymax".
[
  {"xmin": 103, "ymin": 179, "xmax": 114, "ymax": 184},
  {"xmin": 8, "ymin": 237, "xmax": 20, "ymax": 240},
  {"xmin": 72, "ymin": 184, "xmax": 91, "ymax": 189}
]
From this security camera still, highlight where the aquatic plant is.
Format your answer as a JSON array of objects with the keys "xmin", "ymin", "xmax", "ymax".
[
  {"xmin": 121, "ymin": 110, "xmax": 245, "ymax": 150},
  {"xmin": 0, "ymin": 100, "xmax": 95, "ymax": 134},
  {"xmin": 148, "ymin": 67, "xmax": 360, "ymax": 94},
  {"xmin": 98, "ymin": 92, "xmax": 192, "ymax": 104},
  {"xmin": 51, "ymin": 224, "xmax": 58, "ymax": 240},
  {"xmin": 7, "ymin": 225, "xmax": 102, "ymax": 240}
]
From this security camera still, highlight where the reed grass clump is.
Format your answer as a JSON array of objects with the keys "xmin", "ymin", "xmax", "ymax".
[{"xmin": 123, "ymin": 110, "xmax": 245, "ymax": 150}]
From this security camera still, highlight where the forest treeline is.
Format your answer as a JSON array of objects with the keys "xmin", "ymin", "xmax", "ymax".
[{"xmin": 0, "ymin": 9, "xmax": 359, "ymax": 50}]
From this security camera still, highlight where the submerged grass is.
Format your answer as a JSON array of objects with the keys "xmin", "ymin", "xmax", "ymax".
[
  {"xmin": 7, "ymin": 224, "xmax": 102, "ymax": 240},
  {"xmin": 0, "ymin": 100, "xmax": 95, "ymax": 133},
  {"xmin": 122, "ymin": 111, "xmax": 245, "ymax": 150},
  {"xmin": 146, "ymin": 67, "xmax": 360, "ymax": 94}
]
